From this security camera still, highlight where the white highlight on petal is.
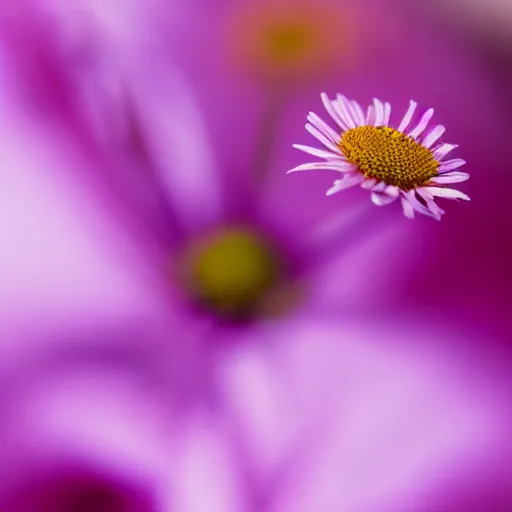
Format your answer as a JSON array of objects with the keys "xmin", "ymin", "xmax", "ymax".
[
  {"xmin": 430, "ymin": 172, "xmax": 470, "ymax": 184},
  {"xmin": 397, "ymin": 100, "xmax": 417, "ymax": 133},
  {"xmin": 326, "ymin": 174, "xmax": 364, "ymax": 196},
  {"xmin": 423, "ymin": 125, "xmax": 446, "ymax": 149},
  {"xmin": 438, "ymin": 158, "xmax": 466, "ymax": 172},
  {"xmin": 321, "ymin": 93, "xmax": 349, "ymax": 131},
  {"xmin": 409, "ymin": 108, "xmax": 434, "ymax": 139},
  {"xmin": 423, "ymin": 187, "xmax": 471, "ymax": 201}
]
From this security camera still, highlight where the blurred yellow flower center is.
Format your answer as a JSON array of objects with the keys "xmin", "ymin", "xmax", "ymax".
[
  {"xmin": 232, "ymin": 2, "xmax": 347, "ymax": 79},
  {"xmin": 185, "ymin": 227, "xmax": 282, "ymax": 319},
  {"xmin": 339, "ymin": 126, "xmax": 440, "ymax": 191},
  {"xmin": 260, "ymin": 20, "xmax": 321, "ymax": 68}
]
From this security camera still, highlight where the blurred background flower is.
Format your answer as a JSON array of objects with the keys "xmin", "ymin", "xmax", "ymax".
[{"xmin": 1, "ymin": 0, "xmax": 511, "ymax": 510}]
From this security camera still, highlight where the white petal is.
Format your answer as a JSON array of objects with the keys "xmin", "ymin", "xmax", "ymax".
[
  {"xmin": 397, "ymin": 100, "xmax": 417, "ymax": 133},
  {"xmin": 408, "ymin": 108, "xmax": 434, "ymax": 139},
  {"xmin": 433, "ymin": 143, "xmax": 458, "ymax": 160},
  {"xmin": 423, "ymin": 125, "xmax": 446, "ymax": 149},
  {"xmin": 371, "ymin": 191, "xmax": 400, "ymax": 206},
  {"xmin": 335, "ymin": 95, "xmax": 357, "ymax": 129},
  {"xmin": 293, "ymin": 144, "xmax": 340, "ymax": 160},
  {"xmin": 430, "ymin": 172, "xmax": 470, "ymax": 184},
  {"xmin": 351, "ymin": 100, "xmax": 366, "ymax": 126},
  {"xmin": 423, "ymin": 187, "xmax": 471, "ymax": 201},
  {"xmin": 307, "ymin": 111, "xmax": 341, "ymax": 144},
  {"xmin": 326, "ymin": 174, "xmax": 364, "ymax": 195},
  {"xmin": 287, "ymin": 160, "xmax": 355, "ymax": 173},
  {"xmin": 438, "ymin": 158, "xmax": 466, "ymax": 172},
  {"xmin": 321, "ymin": 93, "xmax": 349, "ymax": 130},
  {"xmin": 305, "ymin": 123, "xmax": 341, "ymax": 153}
]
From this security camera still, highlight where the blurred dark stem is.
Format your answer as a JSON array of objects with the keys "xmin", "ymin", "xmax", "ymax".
[{"xmin": 252, "ymin": 85, "xmax": 287, "ymax": 187}]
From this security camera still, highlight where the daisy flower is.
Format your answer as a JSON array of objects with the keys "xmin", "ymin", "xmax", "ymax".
[{"xmin": 289, "ymin": 94, "xmax": 471, "ymax": 220}]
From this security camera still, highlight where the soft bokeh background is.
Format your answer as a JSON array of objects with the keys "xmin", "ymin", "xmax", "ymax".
[{"xmin": 1, "ymin": 0, "xmax": 511, "ymax": 511}]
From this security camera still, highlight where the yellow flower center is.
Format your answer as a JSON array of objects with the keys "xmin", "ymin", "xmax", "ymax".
[
  {"xmin": 339, "ymin": 126, "xmax": 440, "ymax": 191},
  {"xmin": 183, "ymin": 227, "xmax": 283, "ymax": 320}
]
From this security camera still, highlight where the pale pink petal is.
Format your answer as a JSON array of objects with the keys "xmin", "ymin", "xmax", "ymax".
[
  {"xmin": 350, "ymin": 100, "xmax": 366, "ymax": 126},
  {"xmin": 433, "ymin": 143, "xmax": 458, "ymax": 160},
  {"xmin": 320, "ymin": 93, "xmax": 348, "ymax": 130},
  {"xmin": 292, "ymin": 144, "xmax": 341, "ymax": 160},
  {"xmin": 397, "ymin": 100, "xmax": 417, "ymax": 133},
  {"xmin": 326, "ymin": 174, "xmax": 365, "ymax": 195},
  {"xmin": 438, "ymin": 158, "xmax": 467, "ymax": 172},
  {"xmin": 382, "ymin": 101, "xmax": 391, "ymax": 125},
  {"xmin": 361, "ymin": 178, "xmax": 378, "ymax": 189},
  {"xmin": 423, "ymin": 125, "xmax": 446, "ymax": 148},
  {"xmin": 372, "ymin": 181, "xmax": 387, "ymax": 193},
  {"xmin": 366, "ymin": 105, "xmax": 376, "ymax": 125},
  {"xmin": 371, "ymin": 191, "xmax": 400, "ymax": 206},
  {"xmin": 287, "ymin": 160, "xmax": 354, "ymax": 173},
  {"xmin": 405, "ymin": 190, "xmax": 440, "ymax": 219},
  {"xmin": 423, "ymin": 187, "xmax": 471, "ymax": 201},
  {"xmin": 373, "ymin": 98, "xmax": 385, "ymax": 125},
  {"xmin": 430, "ymin": 172, "xmax": 470, "ymax": 184},
  {"xmin": 408, "ymin": 108, "xmax": 434, "ymax": 139},
  {"xmin": 401, "ymin": 195, "xmax": 415, "ymax": 219},
  {"xmin": 306, "ymin": 111, "xmax": 340, "ymax": 144},
  {"xmin": 305, "ymin": 123, "xmax": 341, "ymax": 153},
  {"xmin": 334, "ymin": 94, "xmax": 357, "ymax": 129}
]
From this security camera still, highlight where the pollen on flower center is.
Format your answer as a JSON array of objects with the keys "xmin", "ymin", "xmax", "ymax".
[
  {"xmin": 183, "ymin": 227, "xmax": 282, "ymax": 320},
  {"xmin": 339, "ymin": 126, "xmax": 440, "ymax": 190}
]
